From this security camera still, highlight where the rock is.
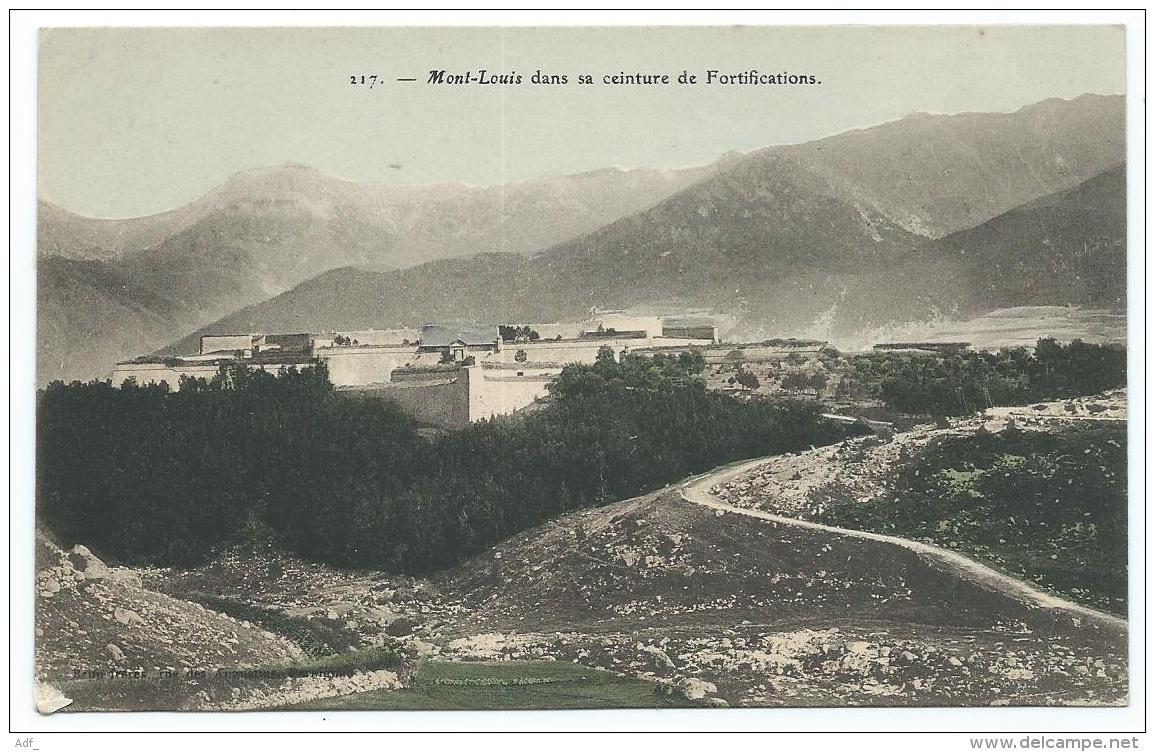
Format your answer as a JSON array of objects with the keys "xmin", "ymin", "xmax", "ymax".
[
  {"xmin": 327, "ymin": 602, "xmax": 357, "ymax": 618},
  {"xmin": 368, "ymin": 606, "xmax": 398, "ymax": 624},
  {"xmin": 899, "ymin": 650, "xmax": 918, "ymax": 664},
  {"xmin": 640, "ymin": 645, "xmax": 676, "ymax": 670},
  {"xmin": 68, "ymin": 545, "xmax": 111, "ymax": 580},
  {"xmin": 677, "ymin": 677, "xmax": 718, "ymax": 700},
  {"xmin": 409, "ymin": 639, "xmax": 440, "ymax": 657},
  {"xmin": 106, "ymin": 569, "xmax": 143, "ymax": 589},
  {"xmin": 113, "ymin": 607, "xmax": 145, "ymax": 627},
  {"xmin": 106, "ymin": 643, "xmax": 126, "ymax": 662}
]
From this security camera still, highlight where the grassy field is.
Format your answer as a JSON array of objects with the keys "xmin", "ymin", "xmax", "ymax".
[
  {"xmin": 817, "ymin": 423, "xmax": 1127, "ymax": 615},
  {"xmin": 286, "ymin": 660, "xmax": 692, "ymax": 710}
]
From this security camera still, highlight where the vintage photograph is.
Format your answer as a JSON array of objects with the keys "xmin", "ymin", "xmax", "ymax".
[{"xmin": 30, "ymin": 23, "xmax": 1131, "ymax": 715}]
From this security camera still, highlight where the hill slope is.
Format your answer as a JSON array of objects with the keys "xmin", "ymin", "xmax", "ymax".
[
  {"xmin": 37, "ymin": 163, "xmax": 710, "ymax": 382},
  {"xmin": 778, "ymin": 94, "xmax": 1125, "ymax": 237},
  {"xmin": 173, "ymin": 159, "xmax": 1126, "ymax": 355},
  {"xmin": 927, "ymin": 163, "xmax": 1126, "ymax": 308},
  {"xmin": 42, "ymin": 94, "xmax": 1126, "ymax": 378},
  {"xmin": 37, "ymin": 257, "xmax": 188, "ymax": 384}
]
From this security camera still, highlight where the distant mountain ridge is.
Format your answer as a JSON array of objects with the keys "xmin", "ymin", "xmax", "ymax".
[
  {"xmin": 37, "ymin": 163, "xmax": 714, "ymax": 383},
  {"xmin": 167, "ymin": 161, "xmax": 1127, "ymax": 357},
  {"xmin": 39, "ymin": 94, "xmax": 1126, "ymax": 383},
  {"xmin": 773, "ymin": 94, "xmax": 1125, "ymax": 237}
]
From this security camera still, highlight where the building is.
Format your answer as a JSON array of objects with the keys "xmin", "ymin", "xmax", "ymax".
[{"xmin": 111, "ymin": 319, "xmax": 720, "ymax": 429}]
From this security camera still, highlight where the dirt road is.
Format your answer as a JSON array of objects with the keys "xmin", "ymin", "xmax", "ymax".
[{"xmin": 679, "ymin": 446, "xmax": 1127, "ymax": 641}]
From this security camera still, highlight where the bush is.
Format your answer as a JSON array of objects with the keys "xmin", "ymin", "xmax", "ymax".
[{"xmin": 852, "ymin": 339, "xmax": 1125, "ymax": 416}]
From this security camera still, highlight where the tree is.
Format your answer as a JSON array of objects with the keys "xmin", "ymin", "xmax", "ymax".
[
  {"xmin": 780, "ymin": 371, "xmax": 808, "ymax": 394},
  {"xmin": 499, "ymin": 325, "xmax": 541, "ymax": 343},
  {"xmin": 515, "ymin": 349, "xmax": 528, "ymax": 363},
  {"xmin": 734, "ymin": 369, "xmax": 760, "ymax": 390},
  {"xmin": 807, "ymin": 371, "xmax": 828, "ymax": 394}
]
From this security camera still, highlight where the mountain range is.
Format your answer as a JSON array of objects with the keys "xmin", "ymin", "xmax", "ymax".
[
  {"xmin": 39, "ymin": 93, "xmax": 1127, "ymax": 383},
  {"xmin": 37, "ymin": 163, "xmax": 712, "ymax": 382}
]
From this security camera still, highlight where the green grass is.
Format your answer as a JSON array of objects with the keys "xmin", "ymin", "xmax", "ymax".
[
  {"xmin": 285, "ymin": 660, "xmax": 693, "ymax": 710},
  {"xmin": 230, "ymin": 646, "xmax": 410, "ymax": 680}
]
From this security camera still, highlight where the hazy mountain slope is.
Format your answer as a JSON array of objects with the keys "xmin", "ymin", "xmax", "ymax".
[
  {"xmin": 163, "ymin": 154, "xmax": 927, "ymax": 351},
  {"xmin": 36, "ymin": 202, "xmax": 186, "ymax": 262},
  {"xmin": 526, "ymin": 153, "xmax": 920, "ymax": 317},
  {"xmin": 37, "ymin": 256, "xmax": 187, "ymax": 384},
  {"xmin": 173, "ymin": 161, "xmax": 1127, "ymax": 355},
  {"xmin": 40, "ymin": 162, "xmax": 712, "ymax": 267},
  {"xmin": 787, "ymin": 164, "xmax": 1128, "ymax": 341},
  {"xmin": 930, "ymin": 163, "xmax": 1127, "ymax": 308},
  {"xmin": 43, "ymin": 94, "xmax": 1127, "ymax": 380},
  {"xmin": 37, "ymin": 163, "xmax": 711, "ymax": 383},
  {"xmin": 778, "ymin": 93, "xmax": 1125, "ymax": 237}
]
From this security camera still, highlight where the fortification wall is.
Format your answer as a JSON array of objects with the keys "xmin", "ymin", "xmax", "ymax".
[
  {"xmin": 466, "ymin": 366, "xmax": 553, "ymax": 422},
  {"xmin": 110, "ymin": 361, "xmax": 291, "ymax": 391},
  {"xmin": 493, "ymin": 339, "xmax": 620, "ymax": 365},
  {"xmin": 334, "ymin": 328, "xmax": 422, "ymax": 346},
  {"xmin": 318, "ymin": 346, "xmax": 419, "ymax": 387}
]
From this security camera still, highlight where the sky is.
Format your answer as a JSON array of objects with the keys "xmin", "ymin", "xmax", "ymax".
[{"xmin": 38, "ymin": 25, "xmax": 1125, "ymax": 218}]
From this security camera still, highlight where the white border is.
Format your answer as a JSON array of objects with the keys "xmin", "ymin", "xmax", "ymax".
[{"xmin": 6, "ymin": 7, "xmax": 1147, "ymax": 745}]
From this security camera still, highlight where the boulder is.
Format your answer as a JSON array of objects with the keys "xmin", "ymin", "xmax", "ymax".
[
  {"xmin": 640, "ymin": 645, "xmax": 676, "ymax": 670},
  {"xmin": 106, "ymin": 643, "xmax": 126, "ymax": 662},
  {"xmin": 68, "ymin": 545, "xmax": 110, "ymax": 580},
  {"xmin": 106, "ymin": 569, "xmax": 144, "ymax": 589},
  {"xmin": 113, "ymin": 607, "xmax": 145, "ymax": 627},
  {"xmin": 677, "ymin": 677, "xmax": 718, "ymax": 700}
]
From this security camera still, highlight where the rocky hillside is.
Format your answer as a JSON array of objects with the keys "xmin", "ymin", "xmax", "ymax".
[
  {"xmin": 419, "ymin": 481, "xmax": 1126, "ymax": 707},
  {"xmin": 34, "ymin": 531, "xmax": 307, "ymax": 709}
]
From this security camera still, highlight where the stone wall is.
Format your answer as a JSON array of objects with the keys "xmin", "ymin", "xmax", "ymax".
[
  {"xmin": 110, "ymin": 361, "xmax": 291, "ymax": 391},
  {"xmin": 467, "ymin": 366, "xmax": 555, "ymax": 422},
  {"xmin": 317, "ymin": 345, "xmax": 420, "ymax": 387}
]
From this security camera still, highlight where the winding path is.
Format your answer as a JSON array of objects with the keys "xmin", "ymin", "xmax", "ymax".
[{"xmin": 679, "ymin": 454, "xmax": 1128, "ymax": 639}]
